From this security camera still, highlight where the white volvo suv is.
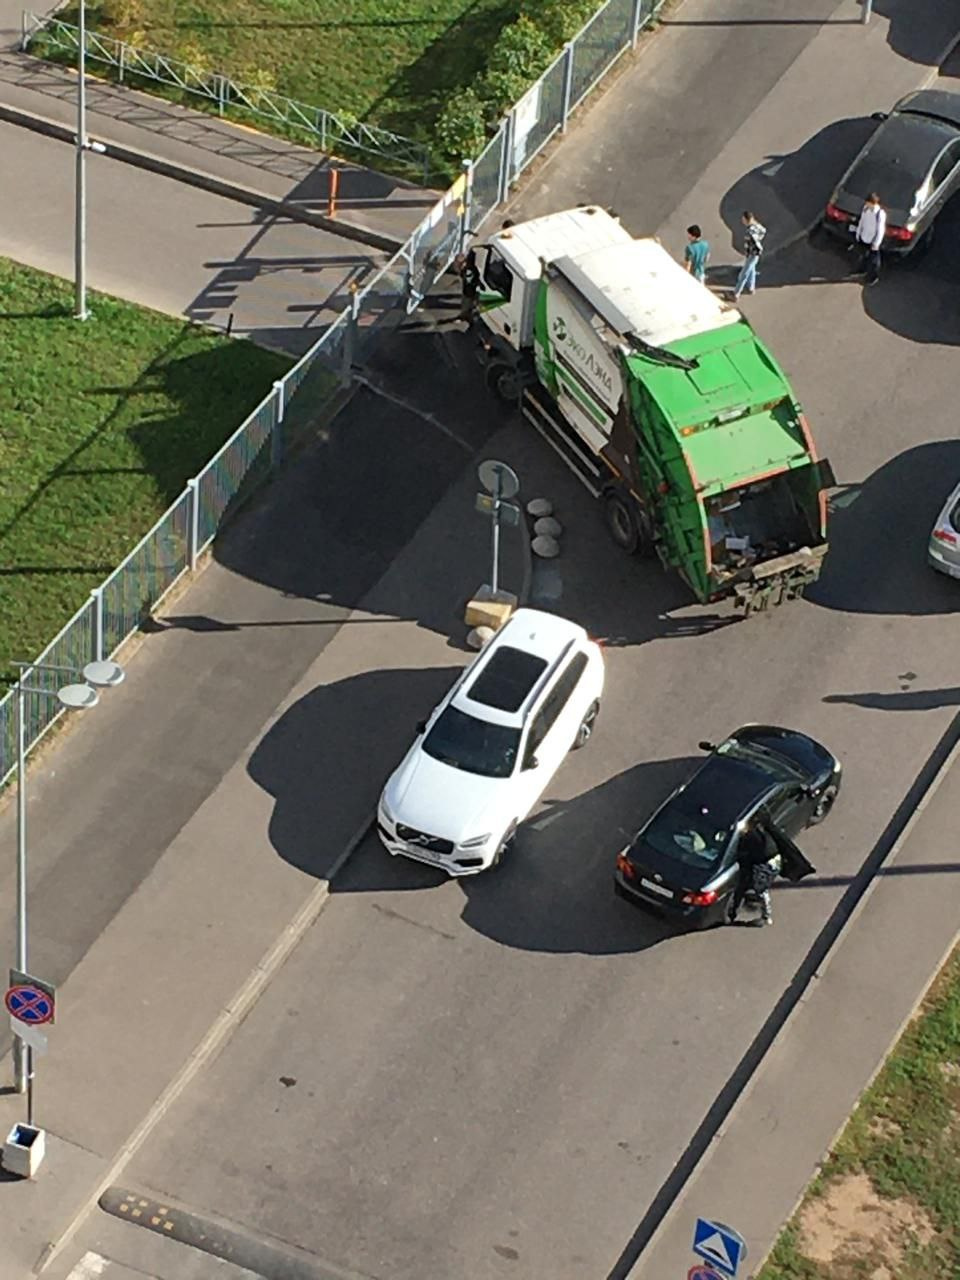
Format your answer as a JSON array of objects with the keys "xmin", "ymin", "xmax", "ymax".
[{"xmin": 377, "ymin": 609, "xmax": 604, "ymax": 875}]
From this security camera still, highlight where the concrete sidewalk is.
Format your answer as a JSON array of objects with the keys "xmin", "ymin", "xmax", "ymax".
[{"xmin": 0, "ymin": 4, "xmax": 436, "ymax": 254}]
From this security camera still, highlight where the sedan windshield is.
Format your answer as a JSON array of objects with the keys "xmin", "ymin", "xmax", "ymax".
[
  {"xmin": 422, "ymin": 706, "xmax": 520, "ymax": 779},
  {"xmin": 642, "ymin": 801, "xmax": 732, "ymax": 870}
]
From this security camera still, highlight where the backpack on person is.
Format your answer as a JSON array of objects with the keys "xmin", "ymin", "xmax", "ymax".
[{"xmin": 745, "ymin": 221, "xmax": 766, "ymax": 257}]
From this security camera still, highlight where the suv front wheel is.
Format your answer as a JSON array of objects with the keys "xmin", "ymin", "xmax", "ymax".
[
  {"xmin": 490, "ymin": 822, "xmax": 518, "ymax": 869},
  {"xmin": 572, "ymin": 700, "xmax": 600, "ymax": 750}
]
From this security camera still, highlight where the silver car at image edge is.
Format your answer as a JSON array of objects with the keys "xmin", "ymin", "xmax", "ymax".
[{"xmin": 928, "ymin": 479, "xmax": 960, "ymax": 578}]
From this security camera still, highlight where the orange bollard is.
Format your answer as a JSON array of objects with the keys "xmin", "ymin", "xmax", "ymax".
[{"xmin": 328, "ymin": 166, "xmax": 339, "ymax": 219}]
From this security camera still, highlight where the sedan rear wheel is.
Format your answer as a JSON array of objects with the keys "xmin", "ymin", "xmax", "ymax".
[{"xmin": 808, "ymin": 782, "xmax": 839, "ymax": 826}]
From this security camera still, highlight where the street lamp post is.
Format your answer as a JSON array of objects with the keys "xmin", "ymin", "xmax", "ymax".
[
  {"xmin": 75, "ymin": 0, "xmax": 88, "ymax": 320},
  {"xmin": 11, "ymin": 659, "xmax": 124, "ymax": 1093}
]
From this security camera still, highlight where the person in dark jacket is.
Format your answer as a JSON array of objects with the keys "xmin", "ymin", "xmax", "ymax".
[
  {"xmin": 727, "ymin": 820, "xmax": 780, "ymax": 926},
  {"xmin": 455, "ymin": 248, "xmax": 480, "ymax": 321}
]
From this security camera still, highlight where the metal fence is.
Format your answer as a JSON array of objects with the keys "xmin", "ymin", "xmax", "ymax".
[
  {"xmin": 0, "ymin": 0, "xmax": 664, "ymax": 784},
  {"xmin": 21, "ymin": 13, "xmax": 432, "ymax": 182}
]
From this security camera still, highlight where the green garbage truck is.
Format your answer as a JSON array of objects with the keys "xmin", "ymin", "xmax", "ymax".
[{"xmin": 470, "ymin": 206, "xmax": 835, "ymax": 611}]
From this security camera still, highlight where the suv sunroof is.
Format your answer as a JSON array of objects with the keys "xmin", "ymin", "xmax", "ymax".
[{"xmin": 466, "ymin": 646, "xmax": 548, "ymax": 712}]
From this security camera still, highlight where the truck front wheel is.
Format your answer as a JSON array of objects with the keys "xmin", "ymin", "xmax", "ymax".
[
  {"xmin": 487, "ymin": 362, "xmax": 521, "ymax": 404},
  {"xmin": 603, "ymin": 491, "xmax": 641, "ymax": 555}
]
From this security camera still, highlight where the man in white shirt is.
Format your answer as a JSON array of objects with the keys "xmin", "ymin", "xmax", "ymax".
[{"xmin": 855, "ymin": 192, "xmax": 886, "ymax": 285}]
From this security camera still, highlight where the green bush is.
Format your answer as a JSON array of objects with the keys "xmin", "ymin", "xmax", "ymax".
[
  {"xmin": 435, "ymin": 0, "xmax": 614, "ymax": 168},
  {"xmin": 434, "ymin": 87, "xmax": 488, "ymax": 165},
  {"xmin": 520, "ymin": 0, "xmax": 600, "ymax": 45}
]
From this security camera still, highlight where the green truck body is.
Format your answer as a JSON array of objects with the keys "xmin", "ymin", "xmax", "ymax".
[{"xmin": 473, "ymin": 207, "xmax": 834, "ymax": 610}]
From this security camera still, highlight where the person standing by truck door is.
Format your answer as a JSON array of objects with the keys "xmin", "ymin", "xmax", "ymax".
[
  {"xmin": 733, "ymin": 211, "xmax": 766, "ymax": 299},
  {"xmin": 684, "ymin": 225, "xmax": 711, "ymax": 282},
  {"xmin": 854, "ymin": 192, "xmax": 886, "ymax": 286}
]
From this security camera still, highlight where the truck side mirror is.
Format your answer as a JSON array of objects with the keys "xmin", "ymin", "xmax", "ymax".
[
  {"xmin": 698, "ymin": 740, "xmax": 716, "ymax": 752},
  {"xmin": 416, "ymin": 720, "xmax": 427, "ymax": 734},
  {"xmin": 813, "ymin": 458, "xmax": 836, "ymax": 490},
  {"xmin": 870, "ymin": 111, "xmax": 888, "ymax": 122},
  {"xmin": 524, "ymin": 754, "xmax": 539, "ymax": 772}
]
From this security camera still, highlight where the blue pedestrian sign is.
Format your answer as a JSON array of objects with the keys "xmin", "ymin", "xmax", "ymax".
[{"xmin": 692, "ymin": 1219, "xmax": 747, "ymax": 1277}]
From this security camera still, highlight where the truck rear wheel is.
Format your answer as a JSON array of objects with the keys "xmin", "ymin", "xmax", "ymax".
[
  {"xmin": 487, "ymin": 362, "xmax": 521, "ymax": 404},
  {"xmin": 603, "ymin": 491, "xmax": 641, "ymax": 555}
]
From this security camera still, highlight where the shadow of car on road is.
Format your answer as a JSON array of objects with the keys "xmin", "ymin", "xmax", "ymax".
[
  {"xmin": 719, "ymin": 117, "xmax": 878, "ymax": 257},
  {"xmin": 871, "ymin": 0, "xmax": 960, "ymax": 65},
  {"xmin": 248, "ymin": 665, "xmax": 462, "ymax": 878},
  {"xmin": 332, "ymin": 753, "xmax": 703, "ymax": 956},
  {"xmin": 859, "ymin": 192, "xmax": 960, "ymax": 346},
  {"xmin": 807, "ymin": 440, "xmax": 960, "ymax": 617},
  {"xmin": 456, "ymin": 756, "xmax": 702, "ymax": 955}
]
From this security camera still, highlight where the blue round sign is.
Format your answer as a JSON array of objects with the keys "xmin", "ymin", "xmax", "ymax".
[{"xmin": 5, "ymin": 985, "xmax": 54, "ymax": 1025}]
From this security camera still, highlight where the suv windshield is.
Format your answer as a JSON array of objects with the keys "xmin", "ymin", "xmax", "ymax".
[
  {"xmin": 423, "ymin": 706, "xmax": 520, "ymax": 779},
  {"xmin": 642, "ymin": 801, "xmax": 732, "ymax": 869}
]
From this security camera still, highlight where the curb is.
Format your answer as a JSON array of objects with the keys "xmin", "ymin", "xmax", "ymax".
[{"xmin": 0, "ymin": 99, "xmax": 406, "ymax": 255}]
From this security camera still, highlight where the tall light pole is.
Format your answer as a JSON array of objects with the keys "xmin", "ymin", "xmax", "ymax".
[
  {"xmin": 75, "ymin": 0, "xmax": 88, "ymax": 320},
  {"xmin": 11, "ymin": 659, "xmax": 125, "ymax": 1092}
]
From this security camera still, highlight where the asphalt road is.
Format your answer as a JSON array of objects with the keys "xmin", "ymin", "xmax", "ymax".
[
  {"xmin": 51, "ymin": 184, "xmax": 960, "ymax": 1280},
  {"xmin": 18, "ymin": 5, "xmax": 960, "ymax": 1280}
]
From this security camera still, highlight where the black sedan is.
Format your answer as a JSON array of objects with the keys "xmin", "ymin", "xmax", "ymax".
[
  {"xmin": 614, "ymin": 725, "xmax": 841, "ymax": 928},
  {"xmin": 820, "ymin": 89, "xmax": 960, "ymax": 255}
]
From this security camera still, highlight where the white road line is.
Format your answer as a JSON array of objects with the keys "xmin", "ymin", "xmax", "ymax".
[
  {"xmin": 65, "ymin": 1254, "xmax": 107, "ymax": 1280},
  {"xmin": 36, "ymin": 816, "xmax": 375, "ymax": 1277}
]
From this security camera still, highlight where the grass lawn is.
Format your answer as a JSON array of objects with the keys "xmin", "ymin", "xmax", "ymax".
[
  {"xmin": 759, "ymin": 946, "xmax": 960, "ymax": 1280},
  {"xmin": 63, "ymin": 0, "xmax": 519, "ymax": 141},
  {"xmin": 0, "ymin": 257, "xmax": 289, "ymax": 675}
]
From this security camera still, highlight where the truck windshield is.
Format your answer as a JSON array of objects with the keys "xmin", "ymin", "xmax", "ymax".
[
  {"xmin": 642, "ymin": 802, "xmax": 732, "ymax": 869},
  {"xmin": 423, "ymin": 706, "xmax": 520, "ymax": 779}
]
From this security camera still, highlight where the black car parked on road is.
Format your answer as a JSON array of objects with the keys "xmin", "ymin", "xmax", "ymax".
[
  {"xmin": 820, "ymin": 89, "xmax": 960, "ymax": 256},
  {"xmin": 614, "ymin": 726, "xmax": 841, "ymax": 928}
]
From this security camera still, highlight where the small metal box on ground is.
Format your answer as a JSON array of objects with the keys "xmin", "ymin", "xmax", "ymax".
[{"xmin": 3, "ymin": 1123, "xmax": 46, "ymax": 1177}]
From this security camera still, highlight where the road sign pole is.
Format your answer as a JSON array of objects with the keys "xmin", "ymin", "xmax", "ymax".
[
  {"xmin": 13, "ymin": 678, "xmax": 27, "ymax": 1094},
  {"xmin": 74, "ymin": 0, "xmax": 89, "ymax": 321},
  {"xmin": 491, "ymin": 471, "xmax": 502, "ymax": 595}
]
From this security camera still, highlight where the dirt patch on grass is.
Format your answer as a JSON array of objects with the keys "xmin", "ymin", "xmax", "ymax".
[{"xmin": 797, "ymin": 1172, "xmax": 935, "ymax": 1268}]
